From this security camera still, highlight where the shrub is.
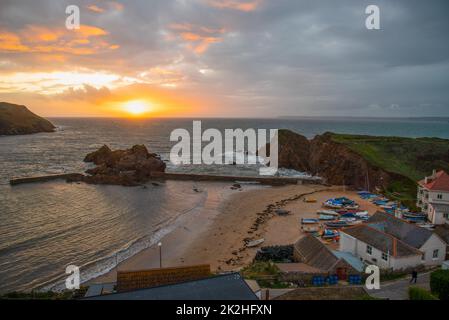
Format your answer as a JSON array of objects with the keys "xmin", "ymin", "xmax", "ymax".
[
  {"xmin": 430, "ymin": 269, "xmax": 449, "ymax": 300},
  {"xmin": 408, "ymin": 287, "xmax": 437, "ymax": 300},
  {"xmin": 241, "ymin": 261, "xmax": 280, "ymax": 279}
]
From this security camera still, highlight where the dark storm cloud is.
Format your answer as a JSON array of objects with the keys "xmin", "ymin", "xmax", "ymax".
[{"xmin": 0, "ymin": 0, "xmax": 448, "ymax": 116}]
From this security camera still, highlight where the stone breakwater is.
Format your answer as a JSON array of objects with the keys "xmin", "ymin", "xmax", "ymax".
[{"xmin": 10, "ymin": 172, "xmax": 323, "ymax": 186}]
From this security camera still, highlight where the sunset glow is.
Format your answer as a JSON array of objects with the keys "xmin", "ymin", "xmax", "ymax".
[{"xmin": 122, "ymin": 100, "xmax": 152, "ymax": 116}]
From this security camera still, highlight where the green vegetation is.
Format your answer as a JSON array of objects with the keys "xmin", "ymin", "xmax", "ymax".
[
  {"xmin": 430, "ymin": 269, "xmax": 449, "ymax": 300},
  {"xmin": 241, "ymin": 261, "xmax": 291, "ymax": 288},
  {"xmin": 408, "ymin": 287, "xmax": 438, "ymax": 300},
  {"xmin": 241, "ymin": 261, "xmax": 280, "ymax": 279},
  {"xmin": 331, "ymin": 133, "xmax": 449, "ymax": 209}
]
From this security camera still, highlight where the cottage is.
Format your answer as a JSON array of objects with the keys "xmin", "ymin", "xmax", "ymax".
[
  {"xmin": 339, "ymin": 224, "xmax": 423, "ymax": 270},
  {"xmin": 417, "ymin": 170, "xmax": 449, "ymax": 224},
  {"xmin": 339, "ymin": 211, "xmax": 447, "ymax": 270}
]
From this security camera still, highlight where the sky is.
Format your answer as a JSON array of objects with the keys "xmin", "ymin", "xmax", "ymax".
[{"xmin": 0, "ymin": 0, "xmax": 448, "ymax": 118}]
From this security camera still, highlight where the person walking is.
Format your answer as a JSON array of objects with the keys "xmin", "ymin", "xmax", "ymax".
[{"xmin": 410, "ymin": 270, "xmax": 418, "ymax": 284}]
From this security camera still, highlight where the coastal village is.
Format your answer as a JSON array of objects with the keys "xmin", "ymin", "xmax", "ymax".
[{"xmin": 80, "ymin": 169, "xmax": 449, "ymax": 300}]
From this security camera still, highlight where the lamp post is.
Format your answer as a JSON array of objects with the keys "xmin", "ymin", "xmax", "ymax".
[{"xmin": 158, "ymin": 242, "xmax": 162, "ymax": 268}]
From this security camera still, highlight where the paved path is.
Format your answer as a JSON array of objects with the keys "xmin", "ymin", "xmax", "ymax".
[{"xmin": 368, "ymin": 272, "xmax": 431, "ymax": 300}]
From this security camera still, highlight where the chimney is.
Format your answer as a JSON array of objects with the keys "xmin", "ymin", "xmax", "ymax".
[
  {"xmin": 425, "ymin": 176, "xmax": 428, "ymax": 184},
  {"xmin": 432, "ymin": 169, "xmax": 437, "ymax": 178}
]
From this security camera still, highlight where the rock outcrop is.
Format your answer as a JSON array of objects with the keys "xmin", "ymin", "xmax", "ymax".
[
  {"xmin": 73, "ymin": 144, "xmax": 166, "ymax": 186},
  {"xmin": 0, "ymin": 102, "xmax": 55, "ymax": 135},
  {"xmin": 274, "ymin": 130, "xmax": 402, "ymax": 191}
]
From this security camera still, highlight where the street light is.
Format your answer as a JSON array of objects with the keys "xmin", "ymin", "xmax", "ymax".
[{"xmin": 158, "ymin": 242, "xmax": 162, "ymax": 268}]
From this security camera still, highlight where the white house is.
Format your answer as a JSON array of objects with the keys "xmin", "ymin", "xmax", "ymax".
[
  {"xmin": 339, "ymin": 211, "xmax": 447, "ymax": 270},
  {"xmin": 417, "ymin": 170, "xmax": 449, "ymax": 225}
]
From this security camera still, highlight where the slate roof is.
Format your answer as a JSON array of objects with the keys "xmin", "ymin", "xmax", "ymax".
[
  {"xmin": 341, "ymin": 224, "xmax": 422, "ymax": 257},
  {"xmin": 367, "ymin": 211, "xmax": 433, "ymax": 248},
  {"xmin": 418, "ymin": 170, "xmax": 449, "ymax": 191},
  {"xmin": 434, "ymin": 224, "xmax": 449, "ymax": 245},
  {"xmin": 85, "ymin": 273, "xmax": 257, "ymax": 300},
  {"xmin": 293, "ymin": 235, "xmax": 341, "ymax": 272}
]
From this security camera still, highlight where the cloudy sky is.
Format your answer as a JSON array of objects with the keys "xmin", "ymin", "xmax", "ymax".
[{"xmin": 0, "ymin": 0, "xmax": 448, "ymax": 117}]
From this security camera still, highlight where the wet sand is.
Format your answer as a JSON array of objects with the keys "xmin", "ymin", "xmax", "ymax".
[{"xmin": 89, "ymin": 183, "xmax": 379, "ymax": 284}]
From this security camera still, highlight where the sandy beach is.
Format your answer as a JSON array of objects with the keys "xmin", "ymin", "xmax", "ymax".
[{"xmin": 90, "ymin": 182, "xmax": 380, "ymax": 285}]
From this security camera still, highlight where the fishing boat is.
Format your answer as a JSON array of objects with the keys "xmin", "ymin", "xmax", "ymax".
[
  {"xmin": 301, "ymin": 218, "xmax": 319, "ymax": 224},
  {"xmin": 246, "ymin": 238, "xmax": 265, "ymax": 248},
  {"xmin": 403, "ymin": 212, "xmax": 427, "ymax": 219},
  {"xmin": 318, "ymin": 214, "xmax": 336, "ymax": 221}
]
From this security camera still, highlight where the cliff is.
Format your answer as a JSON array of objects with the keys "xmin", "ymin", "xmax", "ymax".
[
  {"xmin": 0, "ymin": 102, "xmax": 55, "ymax": 135},
  {"xmin": 276, "ymin": 130, "xmax": 449, "ymax": 208}
]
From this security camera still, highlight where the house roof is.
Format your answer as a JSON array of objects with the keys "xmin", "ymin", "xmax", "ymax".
[
  {"xmin": 293, "ymin": 234, "xmax": 341, "ymax": 272},
  {"xmin": 341, "ymin": 224, "xmax": 422, "ymax": 257},
  {"xmin": 85, "ymin": 273, "xmax": 257, "ymax": 300},
  {"xmin": 418, "ymin": 170, "xmax": 449, "ymax": 192},
  {"xmin": 367, "ymin": 211, "xmax": 433, "ymax": 249},
  {"xmin": 434, "ymin": 224, "xmax": 449, "ymax": 245},
  {"xmin": 332, "ymin": 251, "xmax": 365, "ymax": 272}
]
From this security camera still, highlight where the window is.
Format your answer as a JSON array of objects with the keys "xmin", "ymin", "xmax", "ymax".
[
  {"xmin": 437, "ymin": 194, "xmax": 443, "ymax": 200},
  {"xmin": 366, "ymin": 245, "xmax": 372, "ymax": 255},
  {"xmin": 444, "ymin": 213, "xmax": 449, "ymax": 220},
  {"xmin": 382, "ymin": 252, "xmax": 388, "ymax": 261},
  {"xmin": 433, "ymin": 249, "xmax": 439, "ymax": 259}
]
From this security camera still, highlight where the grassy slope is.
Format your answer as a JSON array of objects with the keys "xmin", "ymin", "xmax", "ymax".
[{"xmin": 330, "ymin": 133, "xmax": 449, "ymax": 208}]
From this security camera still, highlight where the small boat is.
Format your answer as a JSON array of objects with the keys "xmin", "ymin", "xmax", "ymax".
[
  {"xmin": 317, "ymin": 210, "xmax": 339, "ymax": 216},
  {"xmin": 301, "ymin": 218, "xmax": 319, "ymax": 224},
  {"xmin": 275, "ymin": 209, "xmax": 290, "ymax": 216},
  {"xmin": 322, "ymin": 229, "xmax": 339, "ymax": 239},
  {"xmin": 355, "ymin": 210, "xmax": 369, "ymax": 217},
  {"xmin": 305, "ymin": 198, "xmax": 317, "ymax": 203},
  {"xmin": 324, "ymin": 202, "xmax": 343, "ymax": 209},
  {"xmin": 302, "ymin": 225, "xmax": 319, "ymax": 233},
  {"xmin": 319, "ymin": 214, "xmax": 336, "ymax": 221},
  {"xmin": 246, "ymin": 238, "xmax": 265, "ymax": 248},
  {"xmin": 325, "ymin": 221, "xmax": 352, "ymax": 229},
  {"xmin": 402, "ymin": 212, "xmax": 427, "ymax": 219}
]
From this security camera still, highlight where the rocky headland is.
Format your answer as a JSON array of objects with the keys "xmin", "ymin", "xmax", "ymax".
[
  {"xmin": 276, "ymin": 129, "xmax": 449, "ymax": 208},
  {"xmin": 68, "ymin": 144, "xmax": 166, "ymax": 186},
  {"xmin": 0, "ymin": 102, "xmax": 55, "ymax": 135}
]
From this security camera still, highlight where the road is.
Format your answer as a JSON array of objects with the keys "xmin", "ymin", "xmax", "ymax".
[{"xmin": 368, "ymin": 272, "xmax": 431, "ymax": 300}]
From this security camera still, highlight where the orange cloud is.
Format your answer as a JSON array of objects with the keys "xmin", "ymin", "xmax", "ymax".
[
  {"xmin": 168, "ymin": 23, "xmax": 225, "ymax": 54},
  {"xmin": 0, "ymin": 24, "xmax": 113, "ymax": 56},
  {"xmin": 0, "ymin": 32, "xmax": 29, "ymax": 52},
  {"xmin": 205, "ymin": 0, "xmax": 263, "ymax": 12},
  {"xmin": 87, "ymin": 4, "xmax": 105, "ymax": 13}
]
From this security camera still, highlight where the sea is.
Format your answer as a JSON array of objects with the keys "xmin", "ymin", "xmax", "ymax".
[{"xmin": 1, "ymin": 117, "xmax": 449, "ymax": 293}]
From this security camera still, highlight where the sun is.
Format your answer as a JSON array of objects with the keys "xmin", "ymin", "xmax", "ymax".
[{"xmin": 123, "ymin": 100, "xmax": 151, "ymax": 116}]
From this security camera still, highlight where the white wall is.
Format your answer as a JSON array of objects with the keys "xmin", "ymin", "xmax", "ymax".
[{"xmin": 420, "ymin": 234, "xmax": 447, "ymax": 266}]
